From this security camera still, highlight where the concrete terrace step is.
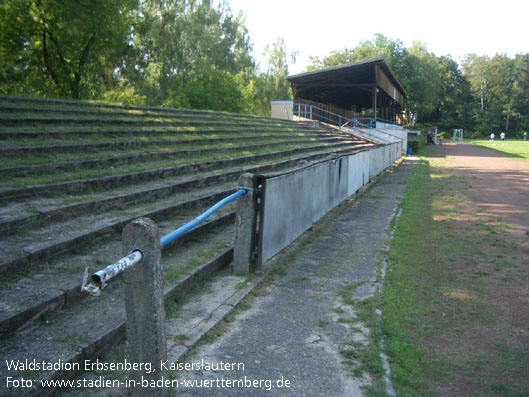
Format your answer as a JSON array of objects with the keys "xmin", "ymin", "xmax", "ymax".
[
  {"xmin": 0, "ymin": 186, "xmax": 237, "ymax": 274},
  {"xmin": 0, "ymin": 132, "xmax": 344, "ymax": 155},
  {"xmin": 0, "ymin": 117, "xmax": 294, "ymax": 130},
  {"xmin": 0, "ymin": 144, "xmax": 374, "ymax": 278},
  {"xmin": 0, "ymin": 211, "xmax": 235, "ymax": 338},
  {"xmin": 0, "ymin": 236, "xmax": 239, "ymax": 396},
  {"xmin": 0, "ymin": 141, "xmax": 368, "ymax": 200},
  {"xmin": 0, "ymin": 104, "xmax": 294, "ymax": 127},
  {"xmin": 0, "ymin": 137, "xmax": 344, "ymax": 175},
  {"xmin": 0, "ymin": 179, "xmax": 235, "ymax": 251},
  {"xmin": 0, "ymin": 95, "xmax": 290, "ymax": 124},
  {"xmin": 0, "ymin": 143, "xmax": 375, "ymax": 237},
  {"xmin": 0, "ymin": 125, "xmax": 333, "ymax": 140}
]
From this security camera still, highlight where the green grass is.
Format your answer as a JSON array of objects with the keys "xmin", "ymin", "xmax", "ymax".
[
  {"xmin": 0, "ymin": 136, "xmax": 316, "ymax": 168},
  {"xmin": 0, "ymin": 143, "xmax": 297, "ymax": 187},
  {"xmin": 163, "ymin": 240, "xmax": 229, "ymax": 285},
  {"xmin": 472, "ymin": 139, "xmax": 529, "ymax": 159}
]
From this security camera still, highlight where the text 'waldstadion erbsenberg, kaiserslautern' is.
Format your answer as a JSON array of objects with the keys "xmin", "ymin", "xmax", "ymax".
[{"xmin": 6, "ymin": 358, "xmax": 245, "ymax": 374}]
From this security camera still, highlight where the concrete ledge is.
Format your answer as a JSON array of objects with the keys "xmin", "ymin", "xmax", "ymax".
[
  {"xmin": 27, "ymin": 248, "xmax": 234, "ymax": 396},
  {"xmin": 0, "ymin": 216, "xmax": 234, "ymax": 337},
  {"xmin": 0, "ymin": 99, "xmax": 287, "ymax": 123},
  {"xmin": 0, "ymin": 141, "xmax": 363, "ymax": 201},
  {"xmin": 0, "ymin": 133, "xmax": 332, "ymax": 155},
  {"xmin": 0, "ymin": 138, "xmax": 341, "ymax": 176},
  {"xmin": 0, "ymin": 125, "xmax": 335, "ymax": 139},
  {"xmin": 1, "ymin": 187, "xmax": 235, "ymax": 235},
  {"xmin": 0, "ymin": 212, "xmax": 235, "ymax": 277},
  {"xmin": 0, "ymin": 116, "xmax": 289, "ymax": 130}
]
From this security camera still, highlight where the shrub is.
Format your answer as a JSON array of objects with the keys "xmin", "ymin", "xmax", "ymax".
[{"xmin": 408, "ymin": 135, "xmax": 425, "ymax": 154}]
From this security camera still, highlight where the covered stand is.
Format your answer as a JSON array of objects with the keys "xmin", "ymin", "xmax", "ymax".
[{"xmin": 287, "ymin": 57, "xmax": 406, "ymax": 125}]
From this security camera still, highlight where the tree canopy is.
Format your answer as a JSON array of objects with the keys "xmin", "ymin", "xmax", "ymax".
[
  {"xmin": 308, "ymin": 33, "xmax": 529, "ymax": 135},
  {"xmin": 1, "ymin": 2, "xmax": 528, "ymax": 135}
]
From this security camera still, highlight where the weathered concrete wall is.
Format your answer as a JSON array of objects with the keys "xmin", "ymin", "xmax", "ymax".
[
  {"xmin": 260, "ymin": 141, "xmax": 401, "ymax": 265},
  {"xmin": 260, "ymin": 159, "xmax": 349, "ymax": 265},
  {"xmin": 377, "ymin": 128, "xmax": 407, "ymax": 154},
  {"xmin": 270, "ymin": 100, "xmax": 293, "ymax": 120},
  {"xmin": 347, "ymin": 150, "xmax": 370, "ymax": 196}
]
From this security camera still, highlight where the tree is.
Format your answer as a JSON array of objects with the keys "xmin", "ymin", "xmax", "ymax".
[
  {"xmin": 165, "ymin": 65, "xmax": 255, "ymax": 113},
  {"xmin": 0, "ymin": 0, "xmax": 137, "ymax": 99},
  {"xmin": 127, "ymin": 0, "xmax": 254, "ymax": 106},
  {"xmin": 308, "ymin": 33, "xmax": 406, "ymax": 73},
  {"xmin": 461, "ymin": 54, "xmax": 529, "ymax": 135},
  {"xmin": 399, "ymin": 41, "xmax": 441, "ymax": 122},
  {"xmin": 252, "ymin": 37, "xmax": 296, "ymax": 116},
  {"xmin": 434, "ymin": 56, "xmax": 473, "ymax": 130},
  {"xmin": 511, "ymin": 54, "xmax": 529, "ymax": 132},
  {"xmin": 462, "ymin": 54, "xmax": 490, "ymax": 114}
]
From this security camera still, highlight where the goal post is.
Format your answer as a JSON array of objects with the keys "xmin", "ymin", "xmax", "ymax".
[{"xmin": 453, "ymin": 129, "xmax": 463, "ymax": 143}]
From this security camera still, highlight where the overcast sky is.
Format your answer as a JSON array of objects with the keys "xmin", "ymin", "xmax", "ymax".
[{"xmin": 228, "ymin": 0, "xmax": 528, "ymax": 74}]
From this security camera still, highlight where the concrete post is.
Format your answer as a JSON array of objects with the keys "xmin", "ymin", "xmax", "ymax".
[
  {"xmin": 122, "ymin": 218, "xmax": 167, "ymax": 396},
  {"xmin": 232, "ymin": 173, "xmax": 256, "ymax": 274}
]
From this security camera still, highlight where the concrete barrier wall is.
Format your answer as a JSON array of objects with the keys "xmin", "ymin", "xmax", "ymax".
[
  {"xmin": 347, "ymin": 150, "xmax": 370, "ymax": 196},
  {"xmin": 259, "ymin": 142, "xmax": 400, "ymax": 265}
]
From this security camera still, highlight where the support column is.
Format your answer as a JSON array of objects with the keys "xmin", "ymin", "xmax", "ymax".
[
  {"xmin": 232, "ymin": 173, "xmax": 257, "ymax": 274},
  {"xmin": 372, "ymin": 86, "xmax": 377, "ymax": 120},
  {"xmin": 122, "ymin": 218, "xmax": 167, "ymax": 396}
]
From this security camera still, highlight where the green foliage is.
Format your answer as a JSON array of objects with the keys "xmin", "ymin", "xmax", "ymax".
[
  {"xmin": 101, "ymin": 81, "xmax": 146, "ymax": 106},
  {"xmin": 463, "ymin": 53, "xmax": 529, "ymax": 135},
  {"xmin": 3, "ymin": 3, "xmax": 528, "ymax": 124},
  {"xmin": 125, "ymin": 0, "xmax": 255, "ymax": 107},
  {"xmin": 0, "ymin": 0, "xmax": 137, "ymax": 99},
  {"xmin": 307, "ymin": 33, "xmax": 529, "ymax": 135},
  {"xmin": 165, "ymin": 66, "xmax": 254, "ymax": 114},
  {"xmin": 252, "ymin": 37, "xmax": 295, "ymax": 116},
  {"xmin": 407, "ymin": 136, "xmax": 425, "ymax": 154}
]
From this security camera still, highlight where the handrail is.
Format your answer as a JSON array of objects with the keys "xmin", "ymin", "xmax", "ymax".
[
  {"xmin": 81, "ymin": 188, "xmax": 248, "ymax": 296},
  {"xmin": 293, "ymin": 103, "xmax": 399, "ymax": 128},
  {"xmin": 160, "ymin": 188, "xmax": 246, "ymax": 247}
]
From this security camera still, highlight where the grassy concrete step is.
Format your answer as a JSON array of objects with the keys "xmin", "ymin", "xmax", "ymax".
[
  {"xmin": 0, "ymin": 210, "xmax": 235, "ymax": 338},
  {"xmin": 1, "ymin": 186, "xmax": 236, "ymax": 270},
  {"xmin": 0, "ymin": 125, "xmax": 329, "ymax": 140},
  {"xmin": 0, "ymin": 104, "xmax": 290, "ymax": 126},
  {"xmin": 0, "ymin": 102, "xmax": 292, "ymax": 123},
  {"xmin": 0, "ymin": 95, "xmax": 292, "ymax": 124},
  {"xmin": 0, "ymin": 138, "xmax": 343, "ymax": 175},
  {"xmin": 0, "ymin": 143, "xmax": 375, "ymax": 238},
  {"xmin": 0, "ymin": 132, "xmax": 340, "ymax": 155},
  {"xmin": 0, "ymin": 179, "xmax": 235, "ymax": 233},
  {"xmin": 0, "ymin": 141, "xmax": 365, "ymax": 198},
  {"xmin": 0, "ymin": 237, "xmax": 237, "ymax": 396},
  {"xmin": 0, "ymin": 119, "xmax": 294, "ymax": 136},
  {"xmin": 0, "ymin": 198, "xmax": 235, "ymax": 275}
]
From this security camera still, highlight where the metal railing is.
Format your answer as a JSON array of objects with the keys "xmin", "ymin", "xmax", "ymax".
[
  {"xmin": 81, "ymin": 188, "xmax": 247, "ymax": 296},
  {"xmin": 293, "ymin": 103, "xmax": 399, "ymax": 128}
]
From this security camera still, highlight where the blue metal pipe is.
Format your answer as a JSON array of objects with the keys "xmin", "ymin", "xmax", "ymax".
[{"xmin": 160, "ymin": 188, "xmax": 247, "ymax": 248}]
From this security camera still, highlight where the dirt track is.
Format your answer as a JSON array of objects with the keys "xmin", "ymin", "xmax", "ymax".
[
  {"xmin": 427, "ymin": 142, "xmax": 529, "ymax": 395},
  {"xmin": 430, "ymin": 142, "xmax": 529, "ymax": 238}
]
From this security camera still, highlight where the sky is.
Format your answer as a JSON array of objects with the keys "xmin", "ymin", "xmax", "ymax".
[{"xmin": 228, "ymin": 0, "xmax": 528, "ymax": 74}]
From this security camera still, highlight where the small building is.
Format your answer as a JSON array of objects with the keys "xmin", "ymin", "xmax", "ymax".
[
  {"xmin": 270, "ymin": 100, "xmax": 294, "ymax": 120},
  {"xmin": 287, "ymin": 57, "xmax": 406, "ymax": 125}
]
